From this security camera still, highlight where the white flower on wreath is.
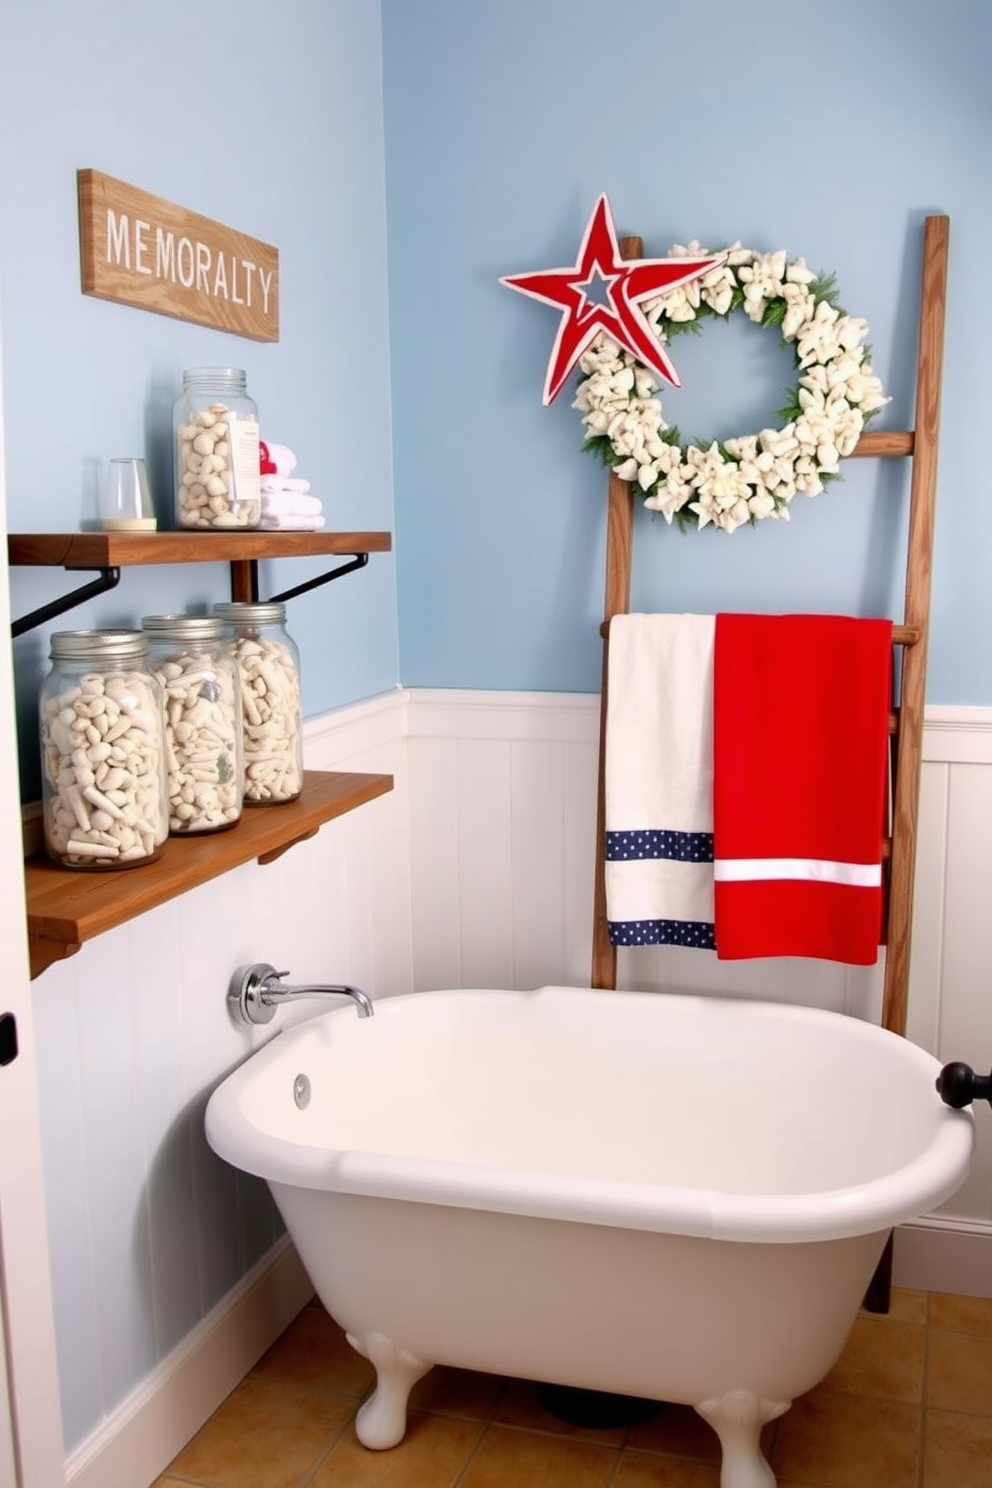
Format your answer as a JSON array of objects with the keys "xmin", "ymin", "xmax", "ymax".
[{"xmin": 572, "ymin": 241, "xmax": 890, "ymax": 534}]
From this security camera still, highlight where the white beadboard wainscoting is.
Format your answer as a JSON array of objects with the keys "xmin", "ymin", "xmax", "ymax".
[
  {"xmin": 34, "ymin": 688, "xmax": 992, "ymax": 1487},
  {"xmin": 42, "ymin": 690, "xmax": 412, "ymax": 1488}
]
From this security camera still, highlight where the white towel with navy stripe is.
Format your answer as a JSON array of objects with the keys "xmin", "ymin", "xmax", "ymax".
[{"xmin": 604, "ymin": 613, "xmax": 715, "ymax": 948}]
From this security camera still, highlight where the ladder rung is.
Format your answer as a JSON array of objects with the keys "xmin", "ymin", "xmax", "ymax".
[
  {"xmin": 852, "ymin": 430, "xmax": 914, "ymax": 457},
  {"xmin": 600, "ymin": 620, "xmax": 923, "ymax": 643}
]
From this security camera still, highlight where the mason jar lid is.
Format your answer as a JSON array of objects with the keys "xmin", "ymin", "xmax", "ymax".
[
  {"xmin": 141, "ymin": 614, "xmax": 225, "ymax": 643},
  {"xmin": 182, "ymin": 367, "xmax": 246, "ymax": 390},
  {"xmin": 49, "ymin": 629, "xmax": 149, "ymax": 662},
  {"xmin": 212, "ymin": 601, "xmax": 287, "ymax": 626}
]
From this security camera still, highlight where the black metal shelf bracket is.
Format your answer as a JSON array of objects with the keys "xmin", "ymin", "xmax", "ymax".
[
  {"xmin": 11, "ymin": 567, "xmax": 122, "ymax": 639},
  {"xmin": 11, "ymin": 549, "xmax": 372, "ymax": 637},
  {"xmin": 261, "ymin": 552, "xmax": 369, "ymax": 605}
]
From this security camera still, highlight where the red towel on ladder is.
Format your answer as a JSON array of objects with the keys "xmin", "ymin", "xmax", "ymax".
[{"xmin": 713, "ymin": 613, "xmax": 893, "ymax": 965}]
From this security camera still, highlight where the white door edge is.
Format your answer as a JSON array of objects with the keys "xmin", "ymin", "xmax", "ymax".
[{"xmin": 0, "ymin": 286, "xmax": 66, "ymax": 1485}]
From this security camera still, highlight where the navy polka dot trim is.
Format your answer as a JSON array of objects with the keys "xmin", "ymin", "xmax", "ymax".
[
  {"xmin": 608, "ymin": 918, "xmax": 716, "ymax": 949},
  {"xmin": 605, "ymin": 829, "xmax": 714, "ymax": 863}
]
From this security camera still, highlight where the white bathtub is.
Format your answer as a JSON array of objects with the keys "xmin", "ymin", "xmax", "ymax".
[{"xmin": 205, "ymin": 986, "xmax": 973, "ymax": 1488}]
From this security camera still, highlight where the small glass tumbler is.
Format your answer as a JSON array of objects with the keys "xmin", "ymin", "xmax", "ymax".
[{"xmin": 103, "ymin": 458, "xmax": 157, "ymax": 531}]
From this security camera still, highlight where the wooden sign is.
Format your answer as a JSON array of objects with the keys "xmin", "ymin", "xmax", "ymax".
[{"xmin": 77, "ymin": 169, "xmax": 279, "ymax": 342}]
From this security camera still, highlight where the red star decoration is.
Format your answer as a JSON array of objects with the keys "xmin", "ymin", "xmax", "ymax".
[{"xmin": 500, "ymin": 195, "xmax": 725, "ymax": 405}]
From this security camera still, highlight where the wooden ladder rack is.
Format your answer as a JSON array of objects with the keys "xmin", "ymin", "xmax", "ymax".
[{"xmin": 590, "ymin": 217, "xmax": 949, "ymax": 1304}]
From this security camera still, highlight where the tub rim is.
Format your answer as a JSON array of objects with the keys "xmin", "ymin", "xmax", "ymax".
[{"xmin": 205, "ymin": 986, "xmax": 975, "ymax": 1246}]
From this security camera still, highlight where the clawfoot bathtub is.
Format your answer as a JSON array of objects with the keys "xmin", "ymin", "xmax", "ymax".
[{"xmin": 206, "ymin": 986, "xmax": 973, "ymax": 1488}]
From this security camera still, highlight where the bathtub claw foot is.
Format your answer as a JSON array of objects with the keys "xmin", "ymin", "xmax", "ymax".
[
  {"xmin": 347, "ymin": 1330, "xmax": 433, "ymax": 1449},
  {"xmin": 696, "ymin": 1390, "xmax": 789, "ymax": 1488}
]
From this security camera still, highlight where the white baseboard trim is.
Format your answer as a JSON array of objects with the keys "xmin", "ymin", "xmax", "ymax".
[
  {"xmin": 893, "ymin": 1216, "xmax": 992, "ymax": 1298},
  {"xmin": 65, "ymin": 1238, "xmax": 313, "ymax": 1488}
]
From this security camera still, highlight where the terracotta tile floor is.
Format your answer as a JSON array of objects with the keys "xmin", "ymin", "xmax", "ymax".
[{"xmin": 155, "ymin": 1287, "xmax": 992, "ymax": 1488}]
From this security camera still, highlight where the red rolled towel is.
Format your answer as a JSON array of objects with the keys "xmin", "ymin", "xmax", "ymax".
[{"xmin": 713, "ymin": 613, "xmax": 893, "ymax": 965}]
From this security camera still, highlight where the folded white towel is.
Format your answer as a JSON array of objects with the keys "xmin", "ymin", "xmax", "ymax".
[
  {"xmin": 261, "ymin": 476, "xmax": 311, "ymax": 496},
  {"xmin": 604, "ymin": 613, "xmax": 715, "ymax": 949},
  {"xmin": 258, "ymin": 512, "xmax": 326, "ymax": 531},
  {"xmin": 261, "ymin": 492, "xmax": 323, "ymax": 518},
  {"xmin": 261, "ymin": 442, "xmax": 297, "ymax": 478}
]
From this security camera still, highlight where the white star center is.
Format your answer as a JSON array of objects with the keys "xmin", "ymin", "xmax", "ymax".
[{"xmin": 576, "ymin": 263, "xmax": 618, "ymax": 317}]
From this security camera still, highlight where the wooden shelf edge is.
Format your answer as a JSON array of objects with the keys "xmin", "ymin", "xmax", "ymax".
[
  {"xmin": 8, "ymin": 530, "xmax": 392, "ymax": 568},
  {"xmin": 25, "ymin": 770, "xmax": 393, "ymax": 977}
]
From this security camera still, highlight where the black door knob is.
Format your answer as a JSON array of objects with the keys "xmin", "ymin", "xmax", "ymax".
[
  {"xmin": 936, "ymin": 1061, "xmax": 992, "ymax": 1108},
  {"xmin": 0, "ymin": 1012, "xmax": 18, "ymax": 1067}
]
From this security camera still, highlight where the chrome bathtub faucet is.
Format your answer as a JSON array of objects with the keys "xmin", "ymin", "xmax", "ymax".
[{"xmin": 229, "ymin": 962, "xmax": 374, "ymax": 1024}]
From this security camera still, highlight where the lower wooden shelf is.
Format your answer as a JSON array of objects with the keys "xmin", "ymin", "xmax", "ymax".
[{"xmin": 24, "ymin": 769, "xmax": 393, "ymax": 979}]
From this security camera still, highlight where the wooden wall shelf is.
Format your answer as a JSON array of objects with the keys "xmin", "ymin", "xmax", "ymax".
[
  {"xmin": 24, "ymin": 770, "xmax": 393, "ymax": 979},
  {"xmin": 8, "ymin": 529, "xmax": 394, "ymax": 627},
  {"xmin": 10, "ymin": 530, "xmax": 395, "ymax": 977}
]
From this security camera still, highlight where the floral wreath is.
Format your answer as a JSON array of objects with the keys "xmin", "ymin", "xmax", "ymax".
[{"xmin": 573, "ymin": 243, "xmax": 890, "ymax": 534}]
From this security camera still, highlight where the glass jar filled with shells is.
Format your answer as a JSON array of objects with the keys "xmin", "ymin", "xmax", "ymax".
[
  {"xmin": 141, "ymin": 614, "xmax": 243, "ymax": 834},
  {"xmin": 39, "ymin": 630, "xmax": 170, "ymax": 869},
  {"xmin": 212, "ymin": 601, "xmax": 303, "ymax": 805},
  {"xmin": 173, "ymin": 367, "xmax": 261, "ymax": 530}
]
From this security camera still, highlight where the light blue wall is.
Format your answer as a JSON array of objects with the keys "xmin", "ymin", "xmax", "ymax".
[
  {"xmin": 1, "ymin": 0, "xmax": 398, "ymax": 796},
  {"xmin": 383, "ymin": 0, "xmax": 992, "ymax": 704}
]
